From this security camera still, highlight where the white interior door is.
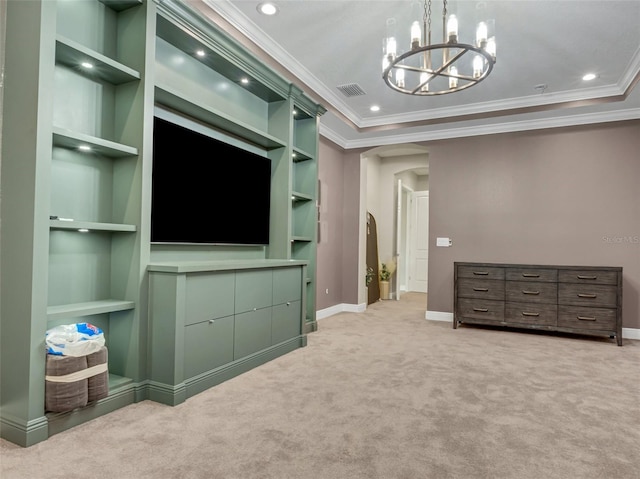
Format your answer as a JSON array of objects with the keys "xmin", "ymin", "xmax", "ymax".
[
  {"xmin": 409, "ymin": 191, "xmax": 429, "ymax": 293},
  {"xmin": 395, "ymin": 179, "xmax": 403, "ymax": 301}
]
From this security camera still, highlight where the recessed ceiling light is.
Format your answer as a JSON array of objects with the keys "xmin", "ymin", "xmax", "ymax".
[
  {"xmin": 196, "ymin": 50, "xmax": 205, "ymax": 57},
  {"xmin": 370, "ymin": 105, "xmax": 381, "ymax": 112},
  {"xmin": 257, "ymin": 2, "xmax": 278, "ymax": 15},
  {"xmin": 582, "ymin": 73, "xmax": 597, "ymax": 81}
]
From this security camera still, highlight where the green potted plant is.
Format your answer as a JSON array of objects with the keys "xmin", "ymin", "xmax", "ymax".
[
  {"xmin": 379, "ymin": 260, "xmax": 396, "ymax": 300},
  {"xmin": 365, "ymin": 266, "xmax": 375, "ymax": 287}
]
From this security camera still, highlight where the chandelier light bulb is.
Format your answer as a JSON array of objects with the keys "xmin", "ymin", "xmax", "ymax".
[
  {"xmin": 386, "ymin": 36, "xmax": 397, "ymax": 59},
  {"xmin": 476, "ymin": 22, "xmax": 488, "ymax": 48},
  {"xmin": 486, "ymin": 37, "xmax": 496, "ymax": 60},
  {"xmin": 396, "ymin": 68, "xmax": 405, "ymax": 88},
  {"xmin": 382, "ymin": 55, "xmax": 390, "ymax": 73},
  {"xmin": 420, "ymin": 72, "xmax": 429, "ymax": 92},
  {"xmin": 411, "ymin": 21, "xmax": 421, "ymax": 49},
  {"xmin": 473, "ymin": 55, "xmax": 484, "ymax": 78},
  {"xmin": 449, "ymin": 66, "xmax": 458, "ymax": 89},
  {"xmin": 446, "ymin": 15, "xmax": 458, "ymax": 43}
]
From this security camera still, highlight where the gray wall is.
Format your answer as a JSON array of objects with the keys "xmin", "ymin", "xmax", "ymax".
[
  {"xmin": 427, "ymin": 121, "xmax": 640, "ymax": 329},
  {"xmin": 316, "ymin": 138, "xmax": 362, "ymax": 310},
  {"xmin": 318, "ymin": 120, "xmax": 640, "ymax": 330}
]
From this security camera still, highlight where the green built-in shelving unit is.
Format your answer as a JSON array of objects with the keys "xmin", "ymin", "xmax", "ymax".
[{"xmin": 1, "ymin": 0, "xmax": 324, "ymax": 447}]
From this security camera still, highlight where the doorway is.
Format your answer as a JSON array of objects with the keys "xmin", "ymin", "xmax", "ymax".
[{"xmin": 359, "ymin": 144, "xmax": 429, "ymax": 304}]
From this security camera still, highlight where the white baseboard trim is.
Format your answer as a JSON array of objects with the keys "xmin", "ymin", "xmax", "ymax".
[
  {"xmin": 426, "ymin": 311, "xmax": 453, "ymax": 322},
  {"xmin": 425, "ymin": 311, "xmax": 640, "ymax": 340},
  {"xmin": 316, "ymin": 302, "xmax": 367, "ymax": 320}
]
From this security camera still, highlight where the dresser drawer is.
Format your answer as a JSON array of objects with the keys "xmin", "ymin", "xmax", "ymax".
[
  {"xmin": 558, "ymin": 306, "xmax": 617, "ymax": 330},
  {"xmin": 506, "ymin": 281, "xmax": 557, "ymax": 304},
  {"xmin": 505, "ymin": 302, "xmax": 557, "ymax": 326},
  {"xmin": 558, "ymin": 269, "xmax": 619, "ymax": 285},
  {"xmin": 457, "ymin": 298, "xmax": 504, "ymax": 322},
  {"xmin": 558, "ymin": 283, "xmax": 617, "ymax": 308},
  {"xmin": 506, "ymin": 268, "xmax": 557, "ymax": 282},
  {"xmin": 457, "ymin": 265, "xmax": 505, "ymax": 281},
  {"xmin": 457, "ymin": 278, "xmax": 504, "ymax": 301}
]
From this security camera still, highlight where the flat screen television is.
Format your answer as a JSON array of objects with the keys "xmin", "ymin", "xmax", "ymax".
[{"xmin": 151, "ymin": 116, "xmax": 272, "ymax": 245}]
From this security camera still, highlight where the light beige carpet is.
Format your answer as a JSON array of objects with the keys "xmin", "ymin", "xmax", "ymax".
[{"xmin": 1, "ymin": 292, "xmax": 639, "ymax": 479}]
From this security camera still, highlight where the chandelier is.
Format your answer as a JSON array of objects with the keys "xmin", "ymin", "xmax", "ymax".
[{"xmin": 382, "ymin": 0, "xmax": 496, "ymax": 96}]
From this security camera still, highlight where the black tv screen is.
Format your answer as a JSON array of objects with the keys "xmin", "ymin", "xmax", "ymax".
[{"xmin": 151, "ymin": 116, "xmax": 271, "ymax": 245}]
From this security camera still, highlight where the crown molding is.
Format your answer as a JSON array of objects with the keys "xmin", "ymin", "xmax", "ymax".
[{"xmin": 321, "ymin": 108, "xmax": 640, "ymax": 150}]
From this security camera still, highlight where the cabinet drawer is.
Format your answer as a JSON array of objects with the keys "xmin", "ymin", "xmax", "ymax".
[
  {"xmin": 273, "ymin": 267, "xmax": 302, "ymax": 304},
  {"xmin": 235, "ymin": 269, "xmax": 273, "ymax": 313},
  {"xmin": 558, "ymin": 306, "xmax": 616, "ymax": 331},
  {"xmin": 457, "ymin": 278, "xmax": 504, "ymax": 300},
  {"xmin": 558, "ymin": 284, "xmax": 617, "ymax": 308},
  {"xmin": 457, "ymin": 298, "xmax": 504, "ymax": 322},
  {"xmin": 506, "ymin": 281, "xmax": 557, "ymax": 304},
  {"xmin": 185, "ymin": 272, "xmax": 235, "ymax": 326},
  {"xmin": 272, "ymin": 300, "xmax": 302, "ymax": 344},
  {"xmin": 558, "ymin": 270, "xmax": 618, "ymax": 285},
  {"xmin": 505, "ymin": 302, "xmax": 557, "ymax": 326},
  {"xmin": 506, "ymin": 268, "xmax": 557, "ymax": 282},
  {"xmin": 234, "ymin": 308, "xmax": 272, "ymax": 359},
  {"xmin": 457, "ymin": 265, "xmax": 505, "ymax": 281},
  {"xmin": 184, "ymin": 315, "xmax": 234, "ymax": 378}
]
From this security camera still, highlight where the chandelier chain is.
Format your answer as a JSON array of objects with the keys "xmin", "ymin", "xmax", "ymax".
[{"xmin": 425, "ymin": 0, "xmax": 431, "ymax": 33}]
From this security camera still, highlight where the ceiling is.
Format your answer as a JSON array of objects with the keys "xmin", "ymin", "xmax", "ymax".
[{"xmin": 199, "ymin": 0, "xmax": 640, "ymax": 149}]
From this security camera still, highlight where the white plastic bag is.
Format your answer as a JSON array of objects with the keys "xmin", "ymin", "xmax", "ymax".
[{"xmin": 45, "ymin": 323, "xmax": 105, "ymax": 357}]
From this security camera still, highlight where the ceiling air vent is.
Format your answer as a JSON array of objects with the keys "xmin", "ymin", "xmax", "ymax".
[{"xmin": 336, "ymin": 83, "xmax": 366, "ymax": 97}]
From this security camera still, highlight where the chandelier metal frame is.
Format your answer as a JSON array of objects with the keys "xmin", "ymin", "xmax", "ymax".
[{"xmin": 382, "ymin": 0, "xmax": 496, "ymax": 96}]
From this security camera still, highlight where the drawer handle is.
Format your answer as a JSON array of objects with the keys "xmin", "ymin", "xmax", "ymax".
[
  {"xmin": 208, "ymin": 319, "xmax": 215, "ymax": 324},
  {"xmin": 577, "ymin": 275, "xmax": 597, "ymax": 280},
  {"xmin": 577, "ymin": 315, "xmax": 597, "ymax": 321},
  {"xmin": 522, "ymin": 290, "xmax": 540, "ymax": 295},
  {"xmin": 473, "ymin": 307, "xmax": 489, "ymax": 312},
  {"xmin": 522, "ymin": 312, "xmax": 540, "ymax": 317},
  {"xmin": 577, "ymin": 293, "xmax": 597, "ymax": 298},
  {"xmin": 286, "ymin": 302, "xmax": 291, "ymax": 306},
  {"xmin": 473, "ymin": 271, "xmax": 489, "ymax": 276},
  {"xmin": 253, "ymin": 307, "xmax": 258, "ymax": 311},
  {"xmin": 473, "ymin": 287, "xmax": 489, "ymax": 292},
  {"xmin": 522, "ymin": 273, "xmax": 540, "ymax": 278}
]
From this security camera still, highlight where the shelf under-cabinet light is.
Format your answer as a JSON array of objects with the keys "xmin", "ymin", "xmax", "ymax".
[
  {"xmin": 292, "ymin": 152, "xmax": 297, "ymax": 159},
  {"xmin": 240, "ymin": 77, "xmax": 249, "ymax": 84},
  {"xmin": 78, "ymin": 228, "xmax": 89, "ymax": 233},
  {"xmin": 81, "ymin": 61, "xmax": 93, "ymax": 69},
  {"xmin": 293, "ymin": 109, "xmax": 298, "ymax": 116},
  {"xmin": 78, "ymin": 145, "xmax": 91, "ymax": 152},
  {"xmin": 196, "ymin": 49, "xmax": 205, "ymax": 57}
]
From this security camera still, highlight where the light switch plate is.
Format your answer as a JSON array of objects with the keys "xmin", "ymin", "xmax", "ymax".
[{"xmin": 436, "ymin": 237, "xmax": 452, "ymax": 247}]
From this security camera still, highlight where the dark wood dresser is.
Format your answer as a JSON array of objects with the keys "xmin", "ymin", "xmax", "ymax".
[{"xmin": 453, "ymin": 262, "xmax": 623, "ymax": 345}]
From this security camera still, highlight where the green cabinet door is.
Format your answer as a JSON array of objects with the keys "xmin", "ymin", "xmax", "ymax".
[
  {"xmin": 235, "ymin": 270, "xmax": 273, "ymax": 313},
  {"xmin": 273, "ymin": 267, "xmax": 302, "ymax": 304},
  {"xmin": 234, "ymin": 308, "xmax": 272, "ymax": 359},
  {"xmin": 271, "ymin": 300, "xmax": 302, "ymax": 344},
  {"xmin": 186, "ymin": 272, "xmax": 235, "ymax": 325},
  {"xmin": 184, "ymin": 315, "xmax": 234, "ymax": 378}
]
